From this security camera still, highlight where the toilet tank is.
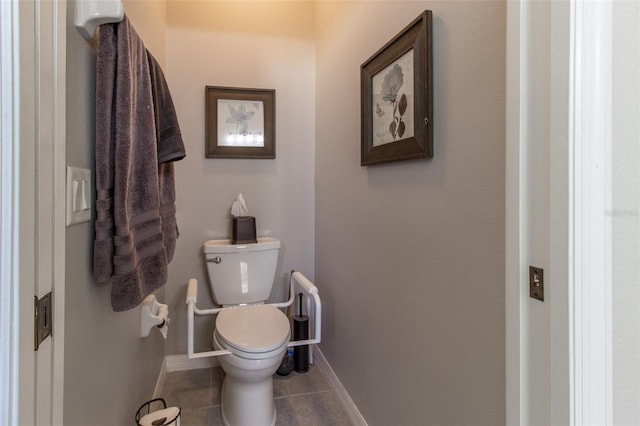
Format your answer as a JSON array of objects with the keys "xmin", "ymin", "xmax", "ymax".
[{"xmin": 203, "ymin": 237, "xmax": 280, "ymax": 305}]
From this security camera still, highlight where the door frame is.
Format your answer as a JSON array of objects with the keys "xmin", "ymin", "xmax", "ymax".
[
  {"xmin": 0, "ymin": 0, "xmax": 66, "ymax": 424},
  {"xmin": 0, "ymin": 0, "xmax": 21, "ymax": 422},
  {"xmin": 568, "ymin": 0, "xmax": 613, "ymax": 423},
  {"xmin": 505, "ymin": 0, "xmax": 612, "ymax": 424}
]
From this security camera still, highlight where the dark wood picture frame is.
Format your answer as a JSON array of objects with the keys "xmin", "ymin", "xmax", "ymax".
[
  {"xmin": 205, "ymin": 86, "xmax": 275, "ymax": 159},
  {"xmin": 361, "ymin": 10, "xmax": 433, "ymax": 166}
]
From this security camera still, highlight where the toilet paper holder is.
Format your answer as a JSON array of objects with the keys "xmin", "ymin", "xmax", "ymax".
[{"xmin": 141, "ymin": 295, "xmax": 170, "ymax": 339}]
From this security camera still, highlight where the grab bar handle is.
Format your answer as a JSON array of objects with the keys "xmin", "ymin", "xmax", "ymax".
[
  {"xmin": 185, "ymin": 271, "xmax": 321, "ymax": 359},
  {"xmin": 290, "ymin": 271, "xmax": 322, "ymax": 344}
]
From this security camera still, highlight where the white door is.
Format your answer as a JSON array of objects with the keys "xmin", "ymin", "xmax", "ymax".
[{"xmin": 0, "ymin": 0, "xmax": 66, "ymax": 424}]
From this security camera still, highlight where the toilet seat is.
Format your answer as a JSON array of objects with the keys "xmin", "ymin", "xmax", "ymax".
[{"xmin": 215, "ymin": 305, "xmax": 290, "ymax": 359}]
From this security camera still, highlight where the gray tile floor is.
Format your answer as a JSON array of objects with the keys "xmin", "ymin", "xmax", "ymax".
[{"xmin": 158, "ymin": 364, "xmax": 352, "ymax": 425}]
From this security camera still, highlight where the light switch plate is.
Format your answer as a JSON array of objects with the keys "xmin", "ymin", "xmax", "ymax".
[{"xmin": 66, "ymin": 166, "xmax": 91, "ymax": 226}]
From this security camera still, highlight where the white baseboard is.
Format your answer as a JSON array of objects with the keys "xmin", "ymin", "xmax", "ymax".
[
  {"xmin": 153, "ymin": 355, "xmax": 218, "ymax": 398},
  {"xmin": 313, "ymin": 347, "xmax": 367, "ymax": 426},
  {"xmin": 153, "ymin": 358, "xmax": 167, "ymax": 399},
  {"xmin": 164, "ymin": 354, "xmax": 220, "ymax": 372}
]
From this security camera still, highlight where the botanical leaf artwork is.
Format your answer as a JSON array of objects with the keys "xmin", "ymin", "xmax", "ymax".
[
  {"xmin": 372, "ymin": 50, "xmax": 414, "ymax": 146},
  {"xmin": 217, "ymin": 99, "xmax": 265, "ymax": 147},
  {"xmin": 226, "ymin": 104, "xmax": 255, "ymax": 135}
]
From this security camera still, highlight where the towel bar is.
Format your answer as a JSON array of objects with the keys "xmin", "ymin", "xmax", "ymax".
[{"xmin": 75, "ymin": 0, "xmax": 124, "ymax": 40}]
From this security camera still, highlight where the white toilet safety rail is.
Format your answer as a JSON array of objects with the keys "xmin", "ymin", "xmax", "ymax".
[{"xmin": 185, "ymin": 271, "xmax": 321, "ymax": 359}]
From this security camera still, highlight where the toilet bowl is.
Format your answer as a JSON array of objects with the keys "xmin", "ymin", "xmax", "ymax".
[
  {"xmin": 186, "ymin": 258, "xmax": 322, "ymax": 425},
  {"xmin": 212, "ymin": 304, "xmax": 291, "ymax": 426}
]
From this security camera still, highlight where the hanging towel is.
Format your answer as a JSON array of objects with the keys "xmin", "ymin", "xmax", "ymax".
[
  {"xmin": 148, "ymin": 52, "xmax": 185, "ymax": 164},
  {"xmin": 148, "ymin": 51, "xmax": 185, "ymax": 263},
  {"xmin": 94, "ymin": 16, "xmax": 185, "ymax": 312}
]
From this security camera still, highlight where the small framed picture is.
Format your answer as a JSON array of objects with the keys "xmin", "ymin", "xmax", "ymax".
[
  {"xmin": 361, "ymin": 10, "xmax": 433, "ymax": 166},
  {"xmin": 205, "ymin": 86, "xmax": 275, "ymax": 159}
]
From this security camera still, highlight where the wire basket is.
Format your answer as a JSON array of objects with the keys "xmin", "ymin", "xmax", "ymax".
[{"xmin": 135, "ymin": 398, "xmax": 181, "ymax": 426}]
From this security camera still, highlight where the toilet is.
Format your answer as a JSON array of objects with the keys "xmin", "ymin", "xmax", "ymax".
[{"xmin": 204, "ymin": 237, "xmax": 290, "ymax": 426}]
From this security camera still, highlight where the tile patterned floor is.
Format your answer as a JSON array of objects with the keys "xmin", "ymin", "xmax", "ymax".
[{"xmin": 158, "ymin": 364, "xmax": 352, "ymax": 425}]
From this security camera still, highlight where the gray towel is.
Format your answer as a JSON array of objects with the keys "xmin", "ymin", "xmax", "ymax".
[
  {"xmin": 148, "ymin": 52, "xmax": 186, "ymax": 164},
  {"xmin": 148, "ymin": 51, "xmax": 184, "ymax": 263},
  {"xmin": 94, "ymin": 16, "xmax": 185, "ymax": 312}
]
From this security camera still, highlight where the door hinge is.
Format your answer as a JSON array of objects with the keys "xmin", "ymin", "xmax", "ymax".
[{"xmin": 34, "ymin": 292, "xmax": 53, "ymax": 351}]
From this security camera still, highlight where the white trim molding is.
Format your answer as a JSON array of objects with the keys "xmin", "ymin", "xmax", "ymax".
[
  {"xmin": 506, "ymin": 1, "xmax": 614, "ymax": 425},
  {"xmin": 0, "ymin": 0, "xmax": 20, "ymax": 423},
  {"xmin": 505, "ymin": 1, "xmax": 524, "ymax": 423},
  {"xmin": 549, "ymin": 0, "xmax": 572, "ymax": 423},
  {"xmin": 52, "ymin": 1, "xmax": 67, "ymax": 423},
  {"xmin": 153, "ymin": 358, "xmax": 168, "ymax": 399},
  {"xmin": 569, "ymin": 0, "xmax": 613, "ymax": 424},
  {"xmin": 313, "ymin": 347, "xmax": 367, "ymax": 426},
  {"xmin": 0, "ymin": 1, "xmax": 67, "ymax": 424},
  {"xmin": 165, "ymin": 354, "xmax": 220, "ymax": 372}
]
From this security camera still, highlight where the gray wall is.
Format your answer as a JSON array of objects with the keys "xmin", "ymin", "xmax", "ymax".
[
  {"xmin": 64, "ymin": 2, "xmax": 167, "ymax": 424},
  {"xmin": 314, "ymin": 2, "xmax": 506, "ymax": 424},
  {"xmin": 164, "ymin": 1, "xmax": 316, "ymax": 356}
]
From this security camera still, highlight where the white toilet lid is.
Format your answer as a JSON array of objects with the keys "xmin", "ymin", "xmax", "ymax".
[{"xmin": 216, "ymin": 305, "xmax": 290, "ymax": 353}]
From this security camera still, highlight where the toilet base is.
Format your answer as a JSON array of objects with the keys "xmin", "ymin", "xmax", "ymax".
[
  {"xmin": 214, "ymin": 330, "xmax": 285, "ymax": 426},
  {"xmin": 220, "ymin": 373, "xmax": 276, "ymax": 426}
]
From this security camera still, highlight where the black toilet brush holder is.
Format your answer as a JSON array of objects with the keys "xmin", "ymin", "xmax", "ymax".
[{"xmin": 292, "ymin": 292, "xmax": 309, "ymax": 373}]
